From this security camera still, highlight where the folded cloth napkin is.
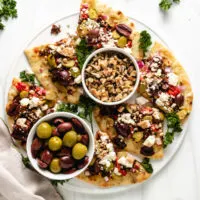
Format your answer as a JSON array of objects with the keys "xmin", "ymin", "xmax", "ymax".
[{"xmin": 0, "ymin": 119, "xmax": 62, "ymax": 200}]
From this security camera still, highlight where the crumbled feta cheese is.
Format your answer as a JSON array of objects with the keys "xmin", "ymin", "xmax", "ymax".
[
  {"xmin": 136, "ymin": 96, "xmax": 149, "ymax": 105},
  {"xmin": 138, "ymin": 120, "xmax": 151, "ymax": 129},
  {"xmin": 168, "ymin": 73, "xmax": 178, "ymax": 86},
  {"xmin": 118, "ymin": 156, "xmax": 133, "ymax": 168},
  {"xmin": 152, "ymin": 108, "xmax": 160, "ymax": 120},
  {"xmin": 76, "ymin": 38, "xmax": 81, "ymax": 45},
  {"xmin": 155, "ymin": 137, "xmax": 162, "ymax": 145},
  {"xmin": 16, "ymin": 118, "xmax": 27, "ymax": 128},
  {"xmin": 143, "ymin": 135, "xmax": 156, "ymax": 147},
  {"xmin": 106, "ymin": 143, "xmax": 114, "ymax": 152},
  {"xmin": 118, "ymin": 113, "xmax": 135, "ymax": 125},
  {"xmin": 29, "ymin": 97, "xmax": 40, "ymax": 109},
  {"xmin": 156, "ymin": 92, "xmax": 170, "ymax": 107},
  {"xmin": 35, "ymin": 109, "xmax": 42, "ymax": 117},
  {"xmin": 71, "ymin": 67, "xmax": 79, "ymax": 73},
  {"xmin": 20, "ymin": 98, "xmax": 30, "ymax": 106},
  {"xmin": 155, "ymin": 69, "xmax": 162, "ymax": 77},
  {"xmin": 84, "ymin": 18, "xmax": 100, "ymax": 31},
  {"xmin": 114, "ymin": 167, "xmax": 122, "ymax": 176},
  {"xmin": 41, "ymin": 104, "xmax": 48, "ymax": 111},
  {"xmin": 74, "ymin": 75, "xmax": 82, "ymax": 84},
  {"xmin": 99, "ymin": 152, "xmax": 116, "ymax": 168},
  {"xmin": 100, "ymin": 135, "xmax": 109, "ymax": 142}
]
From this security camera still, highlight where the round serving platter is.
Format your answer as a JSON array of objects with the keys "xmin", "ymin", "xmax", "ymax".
[{"xmin": 4, "ymin": 13, "xmax": 189, "ymax": 195}]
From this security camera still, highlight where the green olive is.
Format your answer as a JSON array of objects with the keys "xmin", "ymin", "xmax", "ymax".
[
  {"xmin": 103, "ymin": 162, "xmax": 114, "ymax": 172},
  {"xmin": 70, "ymin": 67, "xmax": 81, "ymax": 78},
  {"xmin": 72, "ymin": 143, "xmax": 88, "ymax": 160},
  {"xmin": 159, "ymin": 112, "xmax": 165, "ymax": 121},
  {"xmin": 50, "ymin": 158, "xmax": 61, "ymax": 173},
  {"xmin": 138, "ymin": 83, "xmax": 147, "ymax": 94},
  {"xmin": 143, "ymin": 116, "xmax": 153, "ymax": 122},
  {"xmin": 117, "ymin": 36, "xmax": 127, "ymax": 48},
  {"xmin": 37, "ymin": 122, "xmax": 52, "ymax": 139},
  {"xmin": 62, "ymin": 60, "xmax": 75, "ymax": 68},
  {"xmin": 112, "ymin": 30, "xmax": 120, "ymax": 39},
  {"xmin": 133, "ymin": 131, "xmax": 144, "ymax": 142},
  {"xmin": 63, "ymin": 130, "xmax": 77, "ymax": 148},
  {"xmin": 48, "ymin": 136, "xmax": 62, "ymax": 151},
  {"xmin": 47, "ymin": 54, "xmax": 57, "ymax": 67},
  {"xmin": 20, "ymin": 90, "xmax": 28, "ymax": 99},
  {"xmin": 88, "ymin": 8, "xmax": 98, "ymax": 19}
]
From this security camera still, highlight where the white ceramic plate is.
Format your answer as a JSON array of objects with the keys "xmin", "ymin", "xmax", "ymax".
[{"xmin": 4, "ymin": 13, "xmax": 189, "ymax": 195}]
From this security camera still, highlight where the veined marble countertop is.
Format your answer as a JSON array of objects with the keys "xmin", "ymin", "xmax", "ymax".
[{"xmin": 0, "ymin": 0, "xmax": 199, "ymax": 199}]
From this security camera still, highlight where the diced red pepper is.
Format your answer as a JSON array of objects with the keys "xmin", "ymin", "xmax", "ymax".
[
  {"xmin": 15, "ymin": 82, "xmax": 29, "ymax": 92},
  {"xmin": 127, "ymin": 40, "xmax": 132, "ymax": 48},
  {"xmin": 151, "ymin": 124, "xmax": 159, "ymax": 133},
  {"xmin": 167, "ymin": 86, "xmax": 180, "ymax": 96},
  {"xmin": 116, "ymin": 158, "xmax": 127, "ymax": 176},
  {"xmin": 81, "ymin": 3, "xmax": 89, "ymax": 9},
  {"xmin": 81, "ymin": 13, "xmax": 89, "ymax": 20},
  {"xmin": 96, "ymin": 43, "xmax": 103, "ymax": 49},
  {"xmin": 35, "ymin": 87, "xmax": 46, "ymax": 96}
]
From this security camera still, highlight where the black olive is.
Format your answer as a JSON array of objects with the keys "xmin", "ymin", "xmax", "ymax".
[
  {"xmin": 115, "ymin": 122, "xmax": 130, "ymax": 137},
  {"xmin": 175, "ymin": 94, "xmax": 184, "ymax": 107},
  {"xmin": 140, "ymin": 146, "xmax": 154, "ymax": 156}
]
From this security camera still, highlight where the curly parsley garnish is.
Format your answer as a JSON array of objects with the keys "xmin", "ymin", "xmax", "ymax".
[
  {"xmin": 139, "ymin": 30, "xmax": 152, "ymax": 56},
  {"xmin": 20, "ymin": 70, "xmax": 36, "ymax": 84},
  {"xmin": 76, "ymin": 39, "xmax": 94, "ymax": 69},
  {"xmin": 0, "ymin": 0, "xmax": 17, "ymax": 30},
  {"xmin": 159, "ymin": 0, "xmax": 180, "ymax": 11},
  {"xmin": 51, "ymin": 179, "xmax": 70, "ymax": 187},
  {"xmin": 164, "ymin": 113, "xmax": 182, "ymax": 148},
  {"xmin": 141, "ymin": 158, "xmax": 153, "ymax": 173},
  {"xmin": 57, "ymin": 96, "xmax": 96, "ymax": 130}
]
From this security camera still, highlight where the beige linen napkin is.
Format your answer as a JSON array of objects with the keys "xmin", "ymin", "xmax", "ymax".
[{"xmin": 0, "ymin": 119, "xmax": 62, "ymax": 200}]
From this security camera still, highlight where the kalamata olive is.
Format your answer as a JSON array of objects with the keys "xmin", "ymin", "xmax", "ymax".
[
  {"xmin": 88, "ymin": 160, "xmax": 100, "ymax": 175},
  {"xmin": 53, "ymin": 118, "xmax": 64, "ymax": 126},
  {"xmin": 31, "ymin": 149, "xmax": 38, "ymax": 158},
  {"xmin": 52, "ymin": 127, "xmax": 60, "ymax": 137},
  {"xmin": 115, "ymin": 122, "xmax": 130, "ymax": 137},
  {"xmin": 7, "ymin": 102, "xmax": 20, "ymax": 116},
  {"xmin": 31, "ymin": 138, "xmax": 42, "ymax": 151},
  {"xmin": 88, "ymin": 29, "xmax": 99, "ymax": 38},
  {"xmin": 116, "ymin": 24, "xmax": 132, "ymax": 37},
  {"xmin": 80, "ymin": 134, "xmax": 89, "ymax": 146},
  {"xmin": 175, "ymin": 94, "xmax": 184, "ymax": 107},
  {"xmin": 64, "ymin": 168, "xmax": 77, "ymax": 174},
  {"xmin": 140, "ymin": 146, "xmax": 154, "ymax": 156},
  {"xmin": 60, "ymin": 155, "xmax": 75, "ymax": 169},
  {"xmin": 71, "ymin": 118, "xmax": 85, "ymax": 133},
  {"xmin": 112, "ymin": 136, "xmax": 127, "ymax": 149},
  {"xmin": 57, "ymin": 122, "xmax": 72, "ymax": 133},
  {"xmin": 40, "ymin": 150, "xmax": 53, "ymax": 165},
  {"xmin": 37, "ymin": 159, "xmax": 48, "ymax": 169},
  {"xmin": 56, "ymin": 147, "xmax": 71, "ymax": 157},
  {"xmin": 77, "ymin": 156, "xmax": 89, "ymax": 169}
]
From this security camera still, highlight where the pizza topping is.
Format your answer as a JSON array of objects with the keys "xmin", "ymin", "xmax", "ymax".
[
  {"xmin": 117, "ymin": 154, "xmax": 134, "ymax": 168},
  {"xmin": 85, "ymin": 51, "xmax": 137, "ymax": 102},
  {"xmin": 116, "ymin": 24, "xmax": 132, "ymax": 37},
  {"xmin": 51, "ymin": 24, "xmax": 61, "ymax": 35},
  {"xmin": 136, "ymin": 96, "xmax": 149, "ymax": 105},
  {"xmin": 167, "ymin": 72, "xmax": 179, "ymax": 86},
  {"xmin": 20, "ymin": 98, "xmax": 30, "ymax": 106},
  {"xmin": 143, "ymin": 135, "xmax": 156, "ymax": 147},
  {"xmin": 16, "ymin": 118, "xmax": 27, "ymax": 128}
]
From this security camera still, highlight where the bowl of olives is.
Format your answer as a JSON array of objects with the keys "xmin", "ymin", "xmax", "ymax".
[{"xmin": 26, "ymin": 112, "xmax": 95, "ymax": 180}]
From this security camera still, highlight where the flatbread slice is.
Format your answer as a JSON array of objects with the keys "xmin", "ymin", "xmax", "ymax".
[
  {"xmin": 78, "ymin": 131, "xmax": 151, "ymax": 187},
  {"xmin": 77, "ymin": 0, "xmax": 143, "ymax": 60},
  {"xmin": 138, "ymin": 42, "xmax": 193, "ymax": 122},
  {"xmin": 93, "ymin": 103, "xmax": 164, "ymax": 159},
  {"xmin": 25, "ymin": 37, "xmax": 82, "ymax": 104}
]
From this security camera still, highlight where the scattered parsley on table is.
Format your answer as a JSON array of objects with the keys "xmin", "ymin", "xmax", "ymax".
[
  {"xmin": 0, "ymin": 0, "xmax": 17, "ymax": 30},
  {"xmin": 159, "ymin": 0, "xmax": 181, "ymax": 11}
]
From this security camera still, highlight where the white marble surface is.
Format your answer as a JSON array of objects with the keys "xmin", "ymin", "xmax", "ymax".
[{"xmin": 0, "ymin": 0, "xmax": 200, "ymax": 199}]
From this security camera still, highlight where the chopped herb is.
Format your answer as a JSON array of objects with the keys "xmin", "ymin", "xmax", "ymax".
[
  {"xmin": 51, "ymin": 179, "xmax": 70, "ymax": 186},
  {"xmin": 159, "ymin": 0, "xmax": 172, "ymax": 11},
  {"xmin": 173, "ymin": 0, "xmax": 180, "ymax": 3},
  {"xmin": 56, "ymin": 95, "xmax": 96, "ymax": 131},
  {"xmin": 164, "ymin": 113, "xmax": 182, "ymax": 148},
  {"xmin": 141, "ymin": 158, "xmax": 153, "ymax": 173},
  {"xmin": 76, "ymin": 39, "xmax": 94, "ymax": 69},
  {"xmin": 20, "ymin": 70, "xmax": 36, "ymax": 84},
  {"xmin": 139, "ymin": 30, "xmax": 152, "ymax": 56},
  {"xmin": 0, "ymin": 0, "xmax": 17, "ymax": 30},
  {"xmin": 21, "ymin": 155, "xmax": 32, "ymax": 168}
]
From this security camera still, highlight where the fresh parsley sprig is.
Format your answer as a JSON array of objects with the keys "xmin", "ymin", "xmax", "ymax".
[
  {"xmin": 51, "ymin": 179, "xmax": 70, "ymax": 187},
  {"xmin": 164, "ymin": 113, "xmax": 182, "ymax": 148},
  {"xmin": 159, "ymin": 0, "xmax": 180, "ymax": 11},
  {"xmin": 20, "ymin": 70, "xmax": 36, "ymax": 84},
  {"xmin": 0, "ymin": 0, "xmax": 17, "ymax": 30},
  {"xmin": 56, "ymin": 95, "xmax": 96, "ymax": 130},
  {"xmin": 141, "ymin": 158, "xmax": 153, "ymax": 173},
  {"xmin": 139, "ymin": 30, "xmax": 152, "ymax": 56},
  {"xmin": 76, "ymin": 39, "xmax": 94, "ymax": 69}
]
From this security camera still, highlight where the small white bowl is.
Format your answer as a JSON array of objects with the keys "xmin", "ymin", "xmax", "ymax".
[
  {"xmin": 26, "ymin": 112, "xmax": 95, "ymax": 180},
  {"xmin": 81, "ymin": 47, "xmax": 140, "ymax": 106}
]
